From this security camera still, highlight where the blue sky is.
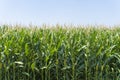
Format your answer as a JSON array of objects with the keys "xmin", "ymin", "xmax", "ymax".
[{"xmin": 0, "ymin": 0, "xmax": 120, "ymax": 25}]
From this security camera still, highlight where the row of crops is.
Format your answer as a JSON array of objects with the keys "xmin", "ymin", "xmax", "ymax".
[{"xmin": 0, "ymin": 25, "xmax": 120, "ymax": 80}]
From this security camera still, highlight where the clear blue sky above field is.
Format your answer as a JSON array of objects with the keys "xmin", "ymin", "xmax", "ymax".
[{"xmin": 0, "ymin": 0, "xmax": 120, "ymax": 25}]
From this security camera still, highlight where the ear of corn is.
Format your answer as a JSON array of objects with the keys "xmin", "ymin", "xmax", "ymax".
[{"xmin": 0, "ymin": 25, "xmax": 120, "ymax": 80}]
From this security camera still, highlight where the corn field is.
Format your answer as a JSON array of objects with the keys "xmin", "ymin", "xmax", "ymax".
[{"xmin": 0, "ymin": 25, "xmax": 120, "ymax": 80}]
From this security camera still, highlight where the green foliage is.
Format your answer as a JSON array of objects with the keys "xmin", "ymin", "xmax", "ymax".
[{"xmin": 0, "ymin": 25, "xmax": 120, "ymax": 80}]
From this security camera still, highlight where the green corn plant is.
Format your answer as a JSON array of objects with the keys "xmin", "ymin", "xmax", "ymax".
[{"xmin": 0, "ymin": 25, "xmax": 120, "ymax": 80}]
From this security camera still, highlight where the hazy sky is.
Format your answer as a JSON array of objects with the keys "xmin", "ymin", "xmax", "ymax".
[{"xmin": 0, "ymin": 0, "xmax": 120, "ymax": 25}]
